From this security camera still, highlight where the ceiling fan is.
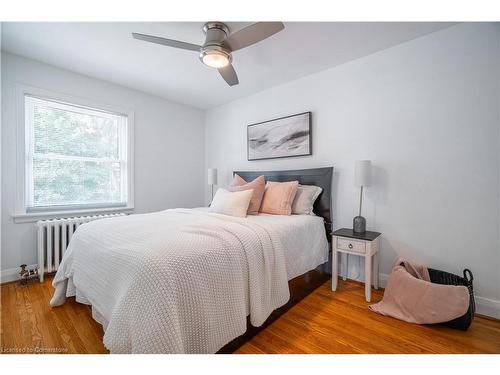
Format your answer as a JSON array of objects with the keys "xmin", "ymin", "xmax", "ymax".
[{"xmin": 132, "ymin": 22, "xmax": 285, "ymax": 87}]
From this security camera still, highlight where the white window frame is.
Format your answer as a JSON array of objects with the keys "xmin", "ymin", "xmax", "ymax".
[{"xmin": 13, "ymin": 85, "xmax": 134, "ymax": 223}]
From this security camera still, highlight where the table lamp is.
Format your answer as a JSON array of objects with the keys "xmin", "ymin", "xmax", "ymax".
[
  {"xmin": 353, "ymin": 160, "xmax": 372, "ymax": 234},
  {"xmin": 207, "ymin": 168, "xmax": 218, "ymax": 201}
]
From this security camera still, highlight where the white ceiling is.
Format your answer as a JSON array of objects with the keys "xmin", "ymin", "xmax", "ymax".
[{"xmin": 1, "ymin": 22, "xmax": 455, "ymax": 109}]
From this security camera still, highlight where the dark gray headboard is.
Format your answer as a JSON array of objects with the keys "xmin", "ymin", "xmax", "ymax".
[{"xmin": 234, "ymin": 167, "xmax": 333, "ymax": 237}]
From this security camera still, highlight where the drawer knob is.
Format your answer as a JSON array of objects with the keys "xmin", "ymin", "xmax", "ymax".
[{"xmin": 348, "ymin": 243, "xmax": 353, "ymax": 249}]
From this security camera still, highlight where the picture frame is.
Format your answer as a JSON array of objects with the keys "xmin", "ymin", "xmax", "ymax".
[{"xmin": 247, "ymin": 111, "xmax": 312, "ymax": 161}]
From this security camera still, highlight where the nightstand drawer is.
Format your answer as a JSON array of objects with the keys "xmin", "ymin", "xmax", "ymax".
[{"xmin": 337, "ymin": 238, "xmax": 366, "ymax": 254}]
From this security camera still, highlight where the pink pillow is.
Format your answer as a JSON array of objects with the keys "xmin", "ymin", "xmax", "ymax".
[
  {"xmin": 228, "ymin": 174, "xmax": 265, "ymax": 215},
  {"xmin": 260, "ymin": 181, "xmax": 299, "ymax": 215}
]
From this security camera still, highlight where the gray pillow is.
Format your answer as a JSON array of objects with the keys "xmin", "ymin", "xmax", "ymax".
[{"xmin": 291, "ymin": 185, "xmax": 322, "ymax": 215}]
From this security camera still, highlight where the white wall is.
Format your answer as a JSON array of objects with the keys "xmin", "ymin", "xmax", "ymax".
[
  {"xmin": 0, "ymin": 24, "xmax": 2, "ymax": 278},
  {"xmin": 498, "ymin": 24, "xmax": 500, "ymax": 316},
  {"xmin": 1, "ymin": 53, "xmax": 205, "ymax": 277},
  {"xmin": 205, "ymin": 23, "xmax": 500, "ymax": 316}
]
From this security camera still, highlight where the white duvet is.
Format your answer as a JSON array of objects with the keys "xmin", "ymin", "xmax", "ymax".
[{"xmin": 50, "ymin": 208, "xmax": 290, "ymax": 353}]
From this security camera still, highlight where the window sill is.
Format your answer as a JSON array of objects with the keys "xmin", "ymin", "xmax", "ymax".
[{"xmin": 12, "ymin": 206, "xmax": 134, "ymax": 224}]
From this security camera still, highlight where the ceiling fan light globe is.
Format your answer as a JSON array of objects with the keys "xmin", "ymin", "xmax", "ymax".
[{"xmin": 201, "ymin": 51, "xmax": 230, "ymax": 68}]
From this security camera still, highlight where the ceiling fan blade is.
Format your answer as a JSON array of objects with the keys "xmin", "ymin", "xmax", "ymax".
[
  {"xmin": 225, "ymin": 22, "xmax": 284, "ymax": 51},
  {"xmin": 218, "ymin": 64, "xmax": 239, "ymax": 86},
  {"xmin": 132, "ymin": 32, "xmax": 201, "ymax": 52}
]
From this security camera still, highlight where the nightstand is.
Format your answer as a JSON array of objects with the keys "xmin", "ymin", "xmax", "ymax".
[{"xmin": 331, "ymin": 228, "xmax": 381, "ymax": 302}]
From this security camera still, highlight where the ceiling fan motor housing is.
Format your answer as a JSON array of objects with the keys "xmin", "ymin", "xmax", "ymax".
[
  {"xmin": 203, "ymin": 22, "xmax": 229, "ymax": 45},
  {"xmin": 199, "ymin": 22, "xmax": 233, "ymax": 64}
]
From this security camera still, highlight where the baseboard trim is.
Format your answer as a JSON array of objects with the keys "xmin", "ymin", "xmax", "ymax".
[
  {"xmin": 351, "ymin": 272, "xmax": 500, "ymax": 320},
  {"xmin": 0, "ymin": 264, "xmax": 38, "ymax": 284},
  {"xmin": 474, "ymin": 296, "xmax": 500, "ymax": 319}
]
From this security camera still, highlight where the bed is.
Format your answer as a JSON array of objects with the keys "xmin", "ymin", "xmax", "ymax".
[{"xmin": 50, "ymin": 167, "xmax": 333, "ymax": 354}]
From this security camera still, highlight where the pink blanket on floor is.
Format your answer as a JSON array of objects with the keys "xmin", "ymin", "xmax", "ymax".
[{"xmin": 369, "ymin": 258, "xmax": 469, "ymax": 324}]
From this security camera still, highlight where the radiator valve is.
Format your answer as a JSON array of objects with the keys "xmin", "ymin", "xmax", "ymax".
[{"xmin": 19, "ymin": 264, "xmax": 39, "ymax": 286}]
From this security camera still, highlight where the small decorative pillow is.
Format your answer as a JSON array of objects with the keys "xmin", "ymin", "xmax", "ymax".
[
  {"xmin": 260, "ymin": 181, "xmax": 299, "ymax": 215},
  {"xmin": 292, "ymin": 184, "xmax": 323, "ymax": 215},
  {"xmin": 209, "ymin": 188, "xmax": 253, "ymax": 218},
  {"xmin": 228, "ymin": 174, "xmax": 265, "ymax": 215}
]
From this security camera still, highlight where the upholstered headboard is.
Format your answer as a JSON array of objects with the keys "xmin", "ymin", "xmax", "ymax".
[{"xmin": 233, "ymin": 167, "xmax": 334, "ymax": 237}]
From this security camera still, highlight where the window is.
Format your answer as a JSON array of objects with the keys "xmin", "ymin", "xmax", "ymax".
[{"xmin": 19, "ymin": 93, "xmax": 133, "ymax": 218}]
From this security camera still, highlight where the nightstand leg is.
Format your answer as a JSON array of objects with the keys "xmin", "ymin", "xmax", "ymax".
[
  {"xmin": 365, "ymin": 254, "xmax": 372, "ymax": 302},
  {"xmin": 342, "ymin": 253, "xmax": 348, "ymax": 281},
  {"xmin": 332, "ymin": 249, "xmax": 338, "ymax": 291},
  {"xmin": 373, "ymin": 251, "xmax": 379, "ymax": 290}
]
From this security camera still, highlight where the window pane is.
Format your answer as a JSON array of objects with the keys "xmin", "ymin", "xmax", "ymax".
[
  {"xmin": 32, "ymin": 97, "xmax": 120, "ymax": 159},
  {"xmin": 25, "ymin": 95, "xmax": 128, "ymax": 210},
  {"xmin": 32, "ymin": 157, "xmax": 122, "ymax": 207}
]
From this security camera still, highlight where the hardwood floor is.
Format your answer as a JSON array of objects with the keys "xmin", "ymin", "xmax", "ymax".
[
  {"xmin": 1, "ymin": 276, "xmax": 499, "ymax": 354},
  {"xmin": 236, "ymin": 281, "xmax": 500, "ymax": 354},
  {"xmin": 1, "ymin": 277, "xmax": 107, "ymax": 354}
]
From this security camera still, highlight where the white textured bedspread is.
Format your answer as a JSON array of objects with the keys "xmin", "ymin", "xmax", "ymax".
[{"xmin": 50, "ymin": 209, "xmax": 290, "ymax": 353}]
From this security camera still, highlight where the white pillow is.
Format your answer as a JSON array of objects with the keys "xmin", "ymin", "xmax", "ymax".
[
  {"xmin": 209, "ymin": 188, "xmax": 254, "ymax": 217},
  {"xmin": 291, "ymin": 184, "xmax": 323, "ymax": 215}
]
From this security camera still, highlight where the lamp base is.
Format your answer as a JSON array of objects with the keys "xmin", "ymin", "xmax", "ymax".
[{"xmin": 353, "ymin": 216, "xmax": 366, "ymax": 234}]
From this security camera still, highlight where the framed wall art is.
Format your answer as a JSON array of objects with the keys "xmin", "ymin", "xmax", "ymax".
[{"xmin": 247, "ymin": 111, "xmax": 312, "ymax": 161}]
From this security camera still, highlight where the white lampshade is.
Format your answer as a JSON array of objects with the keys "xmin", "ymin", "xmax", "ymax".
[
  {"xmin": 354, "ymin": 160, "xmax": 372, "ymax": 187},
  {"xmin": 207, "ymin": 168, "xmax": 218, "ymax": 186}
]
